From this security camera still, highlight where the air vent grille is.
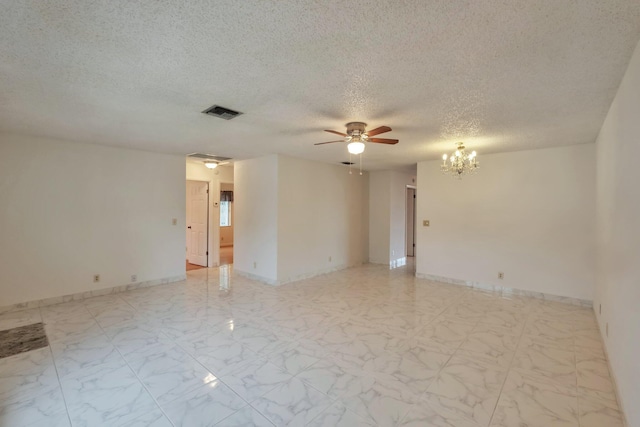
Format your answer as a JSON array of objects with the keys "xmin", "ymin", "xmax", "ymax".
[
  {"xmin": 341, "ymin": 161, "xmax": 355, "ymax": 165},
  {"xmin": 202, "ymin": 105, "xmax": 243, "ymax": 120},
  {"xmin": 187, "ymin": 153, "xmax": 232, "ymax": 162}
]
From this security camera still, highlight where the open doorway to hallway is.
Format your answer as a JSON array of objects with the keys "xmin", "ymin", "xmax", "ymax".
[
  {"xmin": 219, "ymin": 182, "xmax": 234, "ymax": 266},
  {"xmin": 186, "ymin": 180, "xmax": 209, "ymax": 271}
]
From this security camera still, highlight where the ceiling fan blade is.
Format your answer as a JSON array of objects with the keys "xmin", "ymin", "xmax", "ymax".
[
  {"xmin": 366, "ymin": 126, "xmax": 392, "ymax": 137},
  {"xmin": 314, "ymin": 140, "xmax": 345, "ymax": 145},
  {"xmin": 324, "ymin": 129, "xmax": 348, "ymax": 137},
  {"xmin": 369, "ymin": 138, "xmax": 399, "ymax": 144}
]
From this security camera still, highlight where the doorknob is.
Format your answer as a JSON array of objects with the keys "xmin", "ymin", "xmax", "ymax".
[{"xmin": 187, "ymin": 226, "xmax": 192, "ymax": 229}]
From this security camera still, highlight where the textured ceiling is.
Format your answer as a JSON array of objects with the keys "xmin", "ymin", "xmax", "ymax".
[{"xmin": 1, "ymin": 1, "xmax": 640, "ymax": 171}]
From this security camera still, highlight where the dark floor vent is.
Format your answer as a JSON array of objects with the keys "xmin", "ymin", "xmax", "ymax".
[
  {"xmin": 202, "ymin": 105, "xmax": 243, "ymax": 120},
  {"xmin": 341, "ymin": 161, "xmax": 355, "ymax": 165}
]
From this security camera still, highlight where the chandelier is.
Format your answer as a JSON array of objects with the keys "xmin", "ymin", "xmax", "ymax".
[{"xmin": 441, "ymin": 142, "xmax": 479, "ymax": 178}]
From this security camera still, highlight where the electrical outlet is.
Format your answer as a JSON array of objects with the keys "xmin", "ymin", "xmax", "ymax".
[
  {"xmin": 172, "ymin": 218, "xmax": 177, "ymax": 226},
  {"xmin": 498, "ymin": 272, "xmax": 504, "ymax": 280},
  {"xmin": 93, "ymin": 274, "xmax": 100, "ymax": 283},
  {"xmin": 131, "ymin": 275, "xmax": 137, "ymax": 283},
  {"xmin": 606, "ymin": 322, "xmax": 609, "ymax": 337},
  {"xmin": 253, "ymin": 261, "xmax": 257, "ymax": 269},
  {"xmin": 329, "ymin": 256, "xmax": 332, "ymax": 262},
  {"xmin": 599, "ymin": 304, "xmax": 602, "ymax": 315}
]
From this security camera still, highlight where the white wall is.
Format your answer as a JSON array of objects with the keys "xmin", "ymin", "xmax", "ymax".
[
  {"xmin": 594, "ymin": 40, "xmax": 640, "ymax": 427},
  {"xmin": 220, "ymin": 183, "xmax": 234, "ymax": 247},
  {"xmin": 0, "ymin": 133, "xmax": 185, "ymax": 307},
  {"xmin": 416, "ymin": 144, "xmax": 596, "ymax": 300},
  {"xmin": 368, "ymin": 171, "xmax": 391, "ymax": 264},
  {"xmin": 185, "ymin": 162, "xmax": 234, "ymax": 265},
  {"xmin": 368, "ymin": 170, "xmax": 415, "ymax": 264},
  {"xmin": 233, "ymin": 155, "xmax": 279, "ymax": 283},
  {"xmin": 277, "ymin": 156, "xmax": 369, "ymax": 283}
]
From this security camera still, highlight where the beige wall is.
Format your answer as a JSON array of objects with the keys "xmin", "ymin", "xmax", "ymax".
[
  {"xmin": 416, "ymin": 144, "xmax": 596, "ymax": 301},
  {"xmin": 595, "ymin": 39, "xmax": 640, "ymax": 427},
  {"xmin": 277, "ymin": 155, "xmax": 369, "ymax": 284},
  {"xmin": 234, "ymin": 154, "xmax": 368, "ymax": 285},
  {"xmin": 234, "ymin": 155, "xmax": 279, "ymax": 283},
  {"xmin": 0, "ymin": 133, "xmax": 185, "ymax": 307},
  {"xmin": 368, "ymin": 170, "xmax": 415, "ymax": 264}
]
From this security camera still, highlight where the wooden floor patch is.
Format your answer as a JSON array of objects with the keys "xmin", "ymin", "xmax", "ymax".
[{"xmin": 0, "ymin": 322, "xmax": 49, "ymax": 359}]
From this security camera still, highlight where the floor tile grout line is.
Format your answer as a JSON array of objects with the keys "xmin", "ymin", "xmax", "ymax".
[
  {"xmin": 396, "ymin": 311, "xmax": 482, "ymax": 427},
  {"xmin": 164, "ymin": 320, "xmax": 292, "ymax": 424},
  {"xmin": 85, "ymin": 301, "xmax": 178, "ymax": 427},
  {"xmin": 574, "ymin": 318, "xmax": 582, "ymax": 427},
  {"xmin": 39, "ymin": 305, "xmax": 74, "ymax": 427},
  {"xmin": 487, "ymin": 304, "xmax": 535, "ymax": 427}
]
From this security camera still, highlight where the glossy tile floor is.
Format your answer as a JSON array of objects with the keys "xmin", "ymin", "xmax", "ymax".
[{"xmin": 0, "ymin": 263, "xmax": 624, "ymax": 427}]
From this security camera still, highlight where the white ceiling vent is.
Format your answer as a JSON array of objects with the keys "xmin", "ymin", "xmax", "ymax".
[
  {"xmin": 187, "ymin": 153, "xmax": 232, "ymax": 162},
  {"xmin": 202, "ymin": 105, "xmax": 243, "ymax": 120}
]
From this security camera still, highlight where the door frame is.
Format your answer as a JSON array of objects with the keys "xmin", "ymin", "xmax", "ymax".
[{"xmin": 406, "ymin": 185, "xmax": 417, "ymax": 257}]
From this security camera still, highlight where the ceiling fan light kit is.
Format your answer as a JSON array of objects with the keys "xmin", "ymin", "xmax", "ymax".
[
  {"xmin": 347, "ymin": 141, "xmax": 365, "ymax": 154},
  {"xmin": 441, "ymin": 142, "xmax": 479, "ymax": 179},
  {"xmin": 204, "ymin": 161, "xmax": 218, "ymax": 169}
]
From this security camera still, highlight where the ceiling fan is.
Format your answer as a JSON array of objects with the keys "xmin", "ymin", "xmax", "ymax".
[
  {"xmin": 315, "ymin": 122, "xmax": 398, "ymax": 154},
  {"xmin": 204, "ymin": 160, "xmax": 230, "ymax": 169}
]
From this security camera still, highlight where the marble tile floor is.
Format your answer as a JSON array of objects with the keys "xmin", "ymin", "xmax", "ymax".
[{"xmin": 0, "ymin": 263, "xmax": 624, "ymax": 427}]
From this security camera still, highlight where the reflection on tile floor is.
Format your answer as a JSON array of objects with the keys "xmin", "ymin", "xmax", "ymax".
[{"xmin": 0, "ymin": 264, "xmax": 623, "ymax": 426}]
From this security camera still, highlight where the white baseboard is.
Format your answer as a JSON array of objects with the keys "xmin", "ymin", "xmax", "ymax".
[
  {"xmin": 415, "ymin": 272, "xmax": 592, "ymax": 307},
  {"xmin": 235, "ymin": 263, "xmax": 362, "ymax": 286},
  {"xmin": 596, "ymin": 319, "xmax": 629, "ymax": 427},
  {"xmin": 0, "ymin": 274, "xmax": 186, "ymax": 314},
  {"xmin": 368, "ymin": 257, "xmax": 409, "ymax": 268},
  {"xmin": 233, "ymin": 269, "xmax": 278, "ymax": 285}
]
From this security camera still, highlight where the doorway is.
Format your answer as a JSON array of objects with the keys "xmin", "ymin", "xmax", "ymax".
[
  {"xmin": 406, "ymin": 187, "xmax": 416, "ymax": 257},
  {"xmin": 186, "ymin": 180, "xmax": 209, "ymax": 269},
  {"xmin": 219, "ymin": 182, "xmax": 234, "ymax": 266}
]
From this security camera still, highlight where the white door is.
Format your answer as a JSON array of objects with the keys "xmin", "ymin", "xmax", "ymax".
[
  {"xmin": 406, "ymin": 188, "xmax": 416, "ymax": 256},
  {"xmin": 186, "ymin": 180, "xmax": 208, "ymax": 266}
]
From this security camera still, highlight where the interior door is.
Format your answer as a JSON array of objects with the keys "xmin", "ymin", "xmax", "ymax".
[
  {"xmin": 406, "ymin": 187, "xmax": 416, "ymax": 256},
  {"xmin": 186, "ymin": 180, "xmax": 208, "ymax": 266}
]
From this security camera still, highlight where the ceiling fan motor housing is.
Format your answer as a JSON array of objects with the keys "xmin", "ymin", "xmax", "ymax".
[{"xmin": 345, "ymin": 122, "xmax": 367, "ymax": 136}]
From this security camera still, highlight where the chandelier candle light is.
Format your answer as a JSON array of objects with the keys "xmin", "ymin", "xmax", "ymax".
[{"xmin": 441, "ymin": 142, "xmax": 479, "ymax": 178}]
